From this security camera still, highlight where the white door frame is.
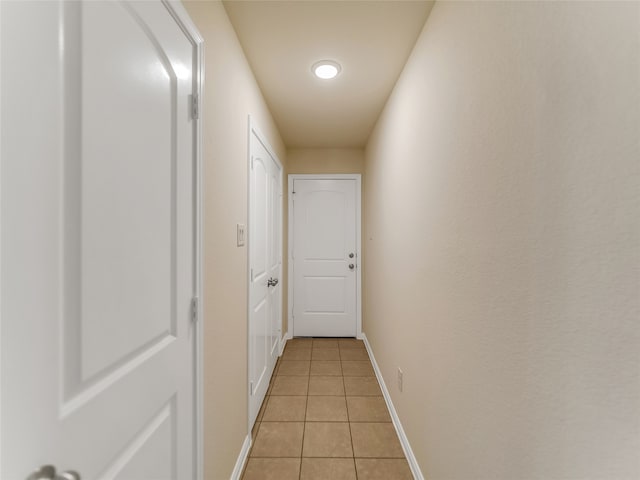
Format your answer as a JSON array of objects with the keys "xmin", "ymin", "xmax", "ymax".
[
  {"xmin": 287, "ymin": 174, "xmax": 362, "ymax": 339},
  {"xmin": 247, "ymin": 116, "xmax": 284, "ymax": 436},
  {"xmin": 164, "ymin": 3, "xmax": 205, "ymax": 478},
  {"xmin": 167, "ymin": 2, "xmax": 205, "ymax": 478}
]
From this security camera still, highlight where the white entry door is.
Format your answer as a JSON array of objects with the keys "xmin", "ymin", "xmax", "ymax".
[
  {"xmin": 248, "ymin": 122, "xmax": 283, "ymax": 427},
  {"xmin": 1, "ymin": 1, "xmax": 201, "ymax": 479},
  {"xmin": 290, "ymin": 177, "xmax": 360, "ymax": 337}
]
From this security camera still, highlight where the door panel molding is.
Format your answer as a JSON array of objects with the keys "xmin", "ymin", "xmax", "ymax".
[
  {"xmin": 95, "ymin": 395, "xmax": 176, "ymax": 480},
  {"xmin": 63, "ymin": 0, "xmax": 181, "ymax": 385},
  {"xmin": 287, "ymin": 174, "xmax": 362, "ymax": 339}
]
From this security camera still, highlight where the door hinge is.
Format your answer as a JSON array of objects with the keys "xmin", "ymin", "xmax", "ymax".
[
  {"xmin": 251, "ymin": 268, "xmax": 254, "ymax": 282},
  {"xmin": 191, "ymin": 94, "xmax": 199, "ymax": 120},
  {"xmin": 251, "ymin": 156, "xmax": 254, "ymax": 170},
  {"xmin": 250, "ymin": 381, "xmax": 254, "ymax": 396},
  {"xmin": 191, "ymin": 296, "xmax": 199, "ymax": 323}
]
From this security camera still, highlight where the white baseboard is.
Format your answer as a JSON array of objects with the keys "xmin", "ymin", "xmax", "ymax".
[
  {"xmin": 279, "ymin": 330, "xmax": 293, "ymax": 356},
  {"xmin": 230, "ymin": 434, "xmax": 251, "ymax": 480},
  {"xmin": 361, "ymin": 333, "xmax": 424, "ymax": 480}
]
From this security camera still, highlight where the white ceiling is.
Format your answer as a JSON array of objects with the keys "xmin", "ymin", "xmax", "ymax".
[{"xmin": 223, "ymin": 0, "xmax": 435, "ymax": 148}]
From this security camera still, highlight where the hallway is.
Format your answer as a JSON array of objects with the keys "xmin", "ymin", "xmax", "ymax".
[
  {"xmin": 183, "ymin": 2, "xmax": 639, "ymax": 478},
  {"xmin": 1, "ymin": 0, "xmax": 638, "ymax": 478},
  {"xmin": 242, "ymin": 338, "xmax": 411, "ymax": 480}
]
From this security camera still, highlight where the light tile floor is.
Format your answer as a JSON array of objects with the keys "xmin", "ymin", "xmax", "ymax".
[{"xmin": 242, "ymin": 338, "xmax": 413, "ymax": 480}]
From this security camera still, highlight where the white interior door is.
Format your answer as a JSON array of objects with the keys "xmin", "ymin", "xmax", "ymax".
[
  {"xmin": 291, "ymin": 178, "xmax": 359, "ymax": 337},
  {"xmin": 1, "ymin": 1, "xmax": 200, "ymax": 479},
  {"xmin": 248, "ymin": 124, "xmax": 282, "ymax": 428}
]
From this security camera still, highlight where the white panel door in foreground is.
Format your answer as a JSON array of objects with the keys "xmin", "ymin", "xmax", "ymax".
[{"xmin": 1, "ymin": 1, "xmax": 199, "ymax": 478}]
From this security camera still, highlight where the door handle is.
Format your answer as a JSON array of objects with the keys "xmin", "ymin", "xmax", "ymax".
[
  {"xmin": 27, "ymin": 465, "xmax": 81, "ymax": 480},
  {"xmin": 267, "ymin": 277, "xmax": 279, "ymax": 287},
  {"xmin": 349, "ymin": 263, "xmax": 355, "ymax": 270}
]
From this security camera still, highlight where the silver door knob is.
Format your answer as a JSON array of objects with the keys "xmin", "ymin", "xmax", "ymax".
[
  {"xmin": 27, "ymin": 466, "xmax": 81, "ymax": 480},
  {"xmin": 349, "ymin": 253, "xmax": 354, "ymax": 258},
  {"xmin": 349, "ymin": 263, "xmax": 355, "ymax": 270},
  {"xmin": 27, "ymin": 465, "xmax": 55, "ymax": 480},
  {"xmin": 267, "ymin": 277, "xmax": 279, "ymax": 287}
]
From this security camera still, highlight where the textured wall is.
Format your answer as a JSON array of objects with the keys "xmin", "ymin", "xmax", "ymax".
[
  {"xmin": 182, "ymin": 2, "xmax": 286, "ymax": 478},
  {"xmin": 364, "ymin": 2, "xmax": 640, "ymax": 478}
]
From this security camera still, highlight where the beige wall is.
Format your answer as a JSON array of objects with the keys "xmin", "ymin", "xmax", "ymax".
[
  {"xmin": 182, "ymin": 2, "xmax": 286, "ymax": 478},
  {"xmin": 287, "ymin": 148, "xmax": 364, "ymax": 174},
  {"xmin": 364, "ymin": 2, "xmax": 639, "ymax": 479}
]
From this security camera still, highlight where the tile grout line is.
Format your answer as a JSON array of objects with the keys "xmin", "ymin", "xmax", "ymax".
[
  {"xmin": 340, "ymin": 345, "xmax": 360, "ymax": 480},
  {"xmin": 299, "ymin": 371, "xmax": 310, "ymax": 480}
]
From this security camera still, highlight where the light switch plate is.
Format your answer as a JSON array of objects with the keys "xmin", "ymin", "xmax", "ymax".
[{"xmin": 237, "ymin": 223, "xmax": 246, "ymax": 247}]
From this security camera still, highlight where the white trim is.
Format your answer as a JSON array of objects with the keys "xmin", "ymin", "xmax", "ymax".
[
  {"xmin": 230, "ymin": 434, "xmax": 252, "ymax": 480},
  {"xmin": 161, "ymin": 3, "xmax": 204, "ymax": 479},
  {"xmin": 279, "ymin": 330, "xmax": 293, "ymax": 356},
  {"xmin": 246, "ymin": 115, "xmax": 285, "ymax": 438},
  {"xmin": 249, "ymin": 118, "xmax": 283, "ymax": 174},
  {"xmin": 0, "ymin": 4, "xmax": 3, "ymax": 472},
  {"xmin": 361, "ymin": 334, "xmax": 424, "ymax": 480},
  {"xmin": 245, "ymin": 117, "xmax": 252, "ymax": 439},
  {"xmin": 287, "ymin": 174, "xmax": 362, "ymax": 338}
]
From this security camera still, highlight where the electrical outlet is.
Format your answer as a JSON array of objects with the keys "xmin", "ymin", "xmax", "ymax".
[{"xmin": 397, "ymin": 367, "xmax": 403, "ymax": 392}]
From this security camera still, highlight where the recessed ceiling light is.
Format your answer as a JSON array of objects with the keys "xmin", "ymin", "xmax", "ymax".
[{"xmin": 312, "ymin": 60, "xmax": 341, "ymax": 80}]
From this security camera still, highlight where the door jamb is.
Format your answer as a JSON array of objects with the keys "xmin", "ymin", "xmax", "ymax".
[
  {"xmin": 161, "ymin": 2, "xmax": 204, "ymax": 479},
  {"xmin": 287, "ymin": 174, "xmax": 362, "ymax": 340}
]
